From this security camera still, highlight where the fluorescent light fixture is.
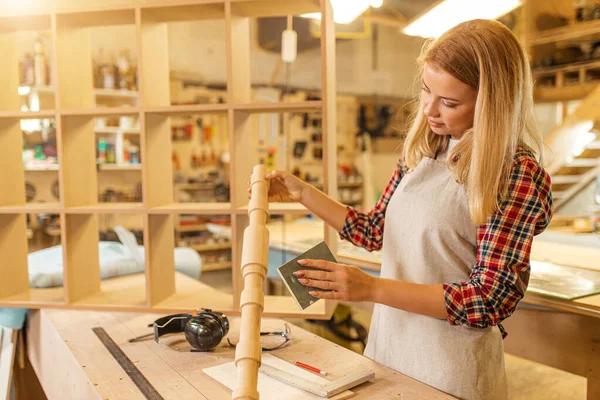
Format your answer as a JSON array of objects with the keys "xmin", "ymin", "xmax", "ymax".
[
  {"xmin": 302, "ymin": 0, "xmax": 371, "ymax": 24},
  {"xmin": 402, "ymin": 0, "xmax": 522, "ymax": 38}
]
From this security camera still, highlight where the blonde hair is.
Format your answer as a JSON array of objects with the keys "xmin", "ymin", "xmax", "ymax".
[{"xmin": 402, "ymin": 19, "xmax": 543, "ymax": 225}]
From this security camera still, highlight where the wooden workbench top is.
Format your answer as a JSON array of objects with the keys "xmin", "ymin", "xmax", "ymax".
[{"xmin": 26, "ymin": 308, "xmax": 453, "ymax": 399}]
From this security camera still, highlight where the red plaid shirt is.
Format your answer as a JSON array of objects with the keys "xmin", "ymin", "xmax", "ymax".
[{"xmin": 340, "ymin": 146, "xmax": 553, "ymax": 337}]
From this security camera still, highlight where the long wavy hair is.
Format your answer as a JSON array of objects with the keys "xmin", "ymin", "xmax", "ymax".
[{"xmin": 402, "ymin": 19, "xmax": 543, "ymax": 225}]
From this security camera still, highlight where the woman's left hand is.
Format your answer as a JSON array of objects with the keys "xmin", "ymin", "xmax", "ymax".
[{"xmin": 293, "ymin": 259, "xmax": 376, "ymax": 302}]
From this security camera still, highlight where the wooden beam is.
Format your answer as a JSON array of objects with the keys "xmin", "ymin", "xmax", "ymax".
[{"xmin": 554, "ymin": 166, "xmax": 600, "ymax": 210}]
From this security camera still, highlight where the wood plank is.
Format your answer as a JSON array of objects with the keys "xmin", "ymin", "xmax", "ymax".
[
  {"xmin": 554, "ymin": 166, "xmax": 600, "ymax": 210},
  {"xmin": 236, "ymin": 203, "xmax": 308, "ymax": 214},
  {"xmin": 139, "ymin": 14, "xmax": 170, "ymax": 107},
  {"xmin": 65, "ymin": 203, "xmax": 145, "ymax": 213},
  {"xmin": 26, "ymin": 307, "xmax": 453, "ymax": 399},
  {"xmin": 203, "ymin": 355, "xmax": 355, "ymax": 400},
  {"xmin": 0, "ymin": 215, "xmax": 29, "ymax": 299},
  {"xmin": 60, "ymin": 116, "xmax": 98, "ymax": 207},
  {"xmin": 0, "ymin": 111, "xmax": 56, "ymax": 119},
  {"xmin": 55, "ymin": 16, "xmax": 94, "ymax": 110},
  {"xmin": 145, "ymin": 103, "xmax": 228, "ymax": 115},
  {"xmin": 148, "ymin": 202, "xmax": 231, "ymax": 214},
  {"xmin": 0, "ymin": 328, "xmax": 18, "ymax": 400},
  {"xmin": 55, "ymin": 9, "xmax": 135, "ymax": 27},
  {"xmin": 143, "ymin": 2, "xmax": 224, "ymax": 22},
  {"xmin": 229, "ymin": 0, "xmax": 320, "ymax": 18},
  {"xmin": 0, "ymin": 203, "xmax": 62, "ymax": 214},
  {"xmin": 0, "ymin": 32, "xmax": 19, "ymax": 111},
  {"xmin": 320, "ymin": 0, "xmax": 339, "ymax": 260},
  {"xmin": 143, "ymin": 114, "xmax": 173, "ymax": 207},
  {"xmin": 0, "ymin": 15, "xmax": 51, "ymax": 32},
  {"xmin": 0, "ymin": 119, "xmax": 25, "ymax": 206},
  {"xmin": 146, "ymin": 215, "xmax": 176, "ymax": 305},
  {"xmin": 232, "ymin": 101, "xmax": 323, "ymax": 113},
  {"xmin": 63, "ymin": 214, "xmax": 101, "ymax": 303},
  {"xmin": 528, "ymin": 19, "xmax": 600, "ymax": 46}
]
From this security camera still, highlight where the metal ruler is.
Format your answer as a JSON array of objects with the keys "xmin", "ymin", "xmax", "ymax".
[
  {"xmin": 92, "ymin": 327, "xmax": 164, "ymax": 400},
  {"xmin": 259, "ymin": 363, "xmax": 374, "ymax": 398}
]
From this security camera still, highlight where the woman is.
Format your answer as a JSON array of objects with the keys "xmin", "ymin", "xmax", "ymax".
[{"xmin": 258, "ymin": 20, "xmax": 553, "ymax": 399}]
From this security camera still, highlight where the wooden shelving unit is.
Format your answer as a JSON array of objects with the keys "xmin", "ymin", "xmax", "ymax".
[{"xmin": 0, "ymin": 0, "xmax": 338, "ymax": 319}]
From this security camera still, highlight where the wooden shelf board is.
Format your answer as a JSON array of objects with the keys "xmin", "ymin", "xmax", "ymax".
[
  {"xmin": 71, "ymin": 275, "xmax": 147, "ymax": 308},
  {"xmin": 533, "ymin": 60, "xmax": 600, "ymax": 76},
  {"xmin": 231, "ymin": 101, "xmax": 322, "ymax": 113},
  {"xmin": 0, "ymin": 111, "xmax": 56, "ymax": 119},
  {"xmin": 0, "ymin": 203, "xmax": 62, "ymax": 214},
  {"xmin": 95, "ymin": 127, "xmax": 140, "ymax": 134},
  {"xmin": 0, "ymin": 287, "xmax": 65, "ymax": 306},
  {"xmin": 57, "ymin": 9, "xmax": 136, "ymax": 28},
  {"xmin": 151, "ymin": 272, "xmax": 233, "ymax": 311},
  {"xmin": 0, "ymin": 15, "xmax": 51, "ymax": 32},
  {"xmin": 528, "ymin": 19, "xmax": 600, "ymax": 46},
  {"xmin": 534, "ymin": 83, "xmax": 599, "ymax": 103},
  {"xmin": 61, "ymin": 108, "xmax": 140, "ymax": 117},
  {"xmin": 236, "ymin": 203, "xmax": 309, "ymax": 215},
  {"xmin": 338, "ymin": 181, "xmax": 363, "ymax": 188},
  {"xmin": 262, "ymin": 295, "xmax": 330, "ymax": 319},
  {"xmin": 149, "ymin": 202, "xmax": 231, "ymax": 214},
  {"xmin": 229, "ymin": 0, "xmax": 320, "ymax": 18},
  {"xmin": 176, "ymin": 182, "xmax": 216, "ymax": 190},
  {"xmin": 176, "ymin": 224, "xmax": 208, "ymax": 232},
  {"xmin": 98, "ymin": 164, "xmax": 142, "ymax": 171},
  {"xmin": 203, "ymin": 261, "xmax": 232, "ymax": 271},
  {"xmin": 94, "ymin": 88, "xmax": 139, "ymax": 98},
  {"xmin": 190, "ymin": 242, "xmax": 231, "ymax": 252},
  {"xmin": 142, "ymin": 2, "xmax": 225, "ymax": 22},
  {"xmin": 25, "ymin": 165, "xmax": 59, "ymax": 171},
  {"xmin": 66, "ymin": 203, "xmax": 145, "ymax": 214},
  {"xmin": 144, "ymin": 103, "xmax": 228, "ymax": 115}
]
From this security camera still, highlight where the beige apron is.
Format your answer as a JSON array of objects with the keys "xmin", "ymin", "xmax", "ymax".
[{"xmin": 364, "ymin": 151, "xmax": 508, "ymax": 400}]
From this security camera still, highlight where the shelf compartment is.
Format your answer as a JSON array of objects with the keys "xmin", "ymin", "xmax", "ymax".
[{"xmin": 149, "ymin": 202, "xmax": 232, "ymax": 214}]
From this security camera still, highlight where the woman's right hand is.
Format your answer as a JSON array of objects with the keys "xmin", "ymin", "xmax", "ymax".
[{"xmin": 248, "ymin": 170, "xmax": 309, "ymax": 203}]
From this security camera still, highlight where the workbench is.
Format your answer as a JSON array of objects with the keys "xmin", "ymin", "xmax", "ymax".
[
  {"xmin": 24, "ymin": 307, "xmax": 453, "ymax": 399},
  {"xmin": 269, "ymin": 218, "xmax": 600, "ymax": 398}
]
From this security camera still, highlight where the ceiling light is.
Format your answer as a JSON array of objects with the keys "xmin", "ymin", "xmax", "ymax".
[
  {"xmin": 301, "ymin": 0, "xmax": 371, "ymax": 24},
  {"xmin": 402, "ymin": 0, "xmax": 522, "ymax": 38},
  {"xmin": 370, "ymin": 0, "xmax": 384, "ymax": 8}
]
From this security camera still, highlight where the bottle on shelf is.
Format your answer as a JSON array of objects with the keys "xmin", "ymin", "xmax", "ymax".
[{"xmin": 97, "ymin": 139, "xmax": 107, "ymax": 164}]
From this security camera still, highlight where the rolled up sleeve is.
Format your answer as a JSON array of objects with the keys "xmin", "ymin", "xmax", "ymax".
[
  {"xmin": 339, "ymin": 159, "xmax": 408, "ymax": 252},
  {"xmin": 443, "ymin": 153, "xmax": 553, "ymax": 337}
]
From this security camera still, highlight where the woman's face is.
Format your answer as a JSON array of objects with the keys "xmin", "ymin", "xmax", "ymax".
[{"xmin": 422, "ymin": 63, "xmax": 477, "ymax": 140}]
